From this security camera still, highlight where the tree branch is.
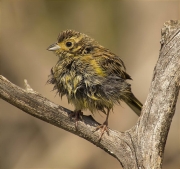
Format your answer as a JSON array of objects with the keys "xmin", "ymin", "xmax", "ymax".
[{"xmin": 0, "ymin": 20, "xmax": 180, "ymax": 168}]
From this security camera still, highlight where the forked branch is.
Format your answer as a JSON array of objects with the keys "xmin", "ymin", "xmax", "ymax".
[{"xmin": 0, "ymin": 20, "xmax": 180, "ymax": 168}]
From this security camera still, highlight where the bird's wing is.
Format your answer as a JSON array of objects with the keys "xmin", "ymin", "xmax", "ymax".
[{"xmin": 93, "ymin": 47, "xmax": 132, "ymax": 80}]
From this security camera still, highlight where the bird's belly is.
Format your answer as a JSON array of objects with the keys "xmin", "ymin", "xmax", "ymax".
[
  {"xmin": 65, "ymin": 78, "xmax": 116, "ymax": 112},
  {"xmin": 54, "ymin": 69, "xmax": 126, "ymax": 112}
]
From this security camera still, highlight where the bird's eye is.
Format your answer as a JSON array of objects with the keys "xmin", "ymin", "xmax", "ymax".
[{"xmin": 66, "ymin": 42, "xmax": 72, "ymax": 47}]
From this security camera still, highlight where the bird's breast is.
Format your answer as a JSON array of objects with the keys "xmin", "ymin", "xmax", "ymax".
[{"xmin": 52, "ymin": 60, "xmax": 83, "ymax": 96}]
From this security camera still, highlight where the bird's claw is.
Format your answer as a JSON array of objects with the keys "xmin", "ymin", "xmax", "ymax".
[
  {"xmin": 69, "ymin": 110, "xmax": 83, "ymax": 129},
  {"xmin": 95, "ymin": 121, "xmax": 109, "ymax": 141}
]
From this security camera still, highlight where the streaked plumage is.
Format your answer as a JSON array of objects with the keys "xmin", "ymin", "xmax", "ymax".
[{"xmin": 47, "ymin": 30, "xmax": 142, "ymax": 139}]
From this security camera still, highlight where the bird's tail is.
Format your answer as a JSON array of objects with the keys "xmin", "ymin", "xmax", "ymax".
[{"xmin": 124, "ymin": 93, "xmax": 142, "ymax": 116}]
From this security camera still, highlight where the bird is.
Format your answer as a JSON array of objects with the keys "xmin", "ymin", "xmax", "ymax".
[{"xmin": 47, "ymin": 30, "xmax": 142, "ymax": 140}]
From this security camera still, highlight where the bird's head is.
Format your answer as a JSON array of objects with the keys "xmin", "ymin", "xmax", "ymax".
[{"xmin": 47, "ymin": 30, "xmax": 98, "ymax": 57}]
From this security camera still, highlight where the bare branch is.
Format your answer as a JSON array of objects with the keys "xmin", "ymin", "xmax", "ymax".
[
  {"xmin": 0, "ymin": 75, "xmax": 139, "ymax": 168},
  {"xmin": 135, "ymin": 20, "xmax": 180, "ymax": 168}
]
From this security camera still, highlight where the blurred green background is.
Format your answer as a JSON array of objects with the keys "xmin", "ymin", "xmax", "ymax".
[{"xmin": 0, "ymin": 1, "xmax": 180, "ymax": 169}]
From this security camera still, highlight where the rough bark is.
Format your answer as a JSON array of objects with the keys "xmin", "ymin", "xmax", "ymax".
[{"xmin": 0, "ymin": 20, "xmax": 179, "ymax": 168}]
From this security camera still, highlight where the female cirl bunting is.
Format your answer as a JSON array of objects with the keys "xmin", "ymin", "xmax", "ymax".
[{"xmin": 47, "ymin": 30, "xmax": 142, "ymax": 140}]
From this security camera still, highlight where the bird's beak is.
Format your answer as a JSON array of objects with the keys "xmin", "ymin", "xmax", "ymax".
[{"xmin": 47, "ymin": 43, "xmax": 60, "ymax": 51}]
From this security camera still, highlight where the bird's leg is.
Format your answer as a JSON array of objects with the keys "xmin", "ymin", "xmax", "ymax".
[
  {"xmin": 95, "ymin": 109, "xmax": 110, "ymax": 140},
  {"xmin": 69, "ymin": 110, "xmax": 83, "ymax": 129}
]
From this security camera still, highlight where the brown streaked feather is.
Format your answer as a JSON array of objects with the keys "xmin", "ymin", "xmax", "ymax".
[
  {"xmin": 92, "ymin": 47, "xmax": 132, "ymax": 80},
  {"xmin": 57, "ymin": 30, "xmax": 81, "ymax": 42}
]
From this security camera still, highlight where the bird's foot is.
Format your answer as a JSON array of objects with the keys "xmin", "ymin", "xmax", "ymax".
[
  {"xmin": 69, "ymin": 110, "xmax": 83, "ymax": 129},
  {"xmin": 95, "ymin": 121, "xmax": 109, "ymax": 141}
]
